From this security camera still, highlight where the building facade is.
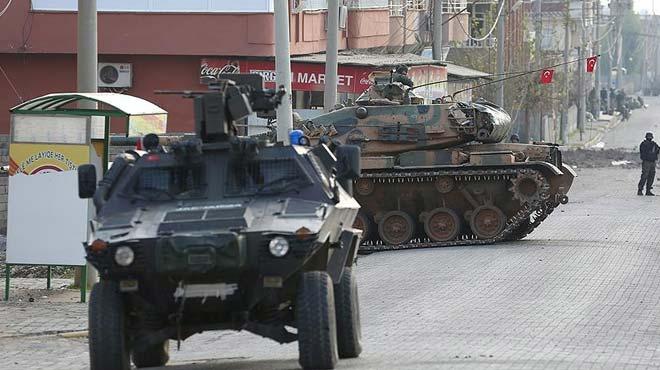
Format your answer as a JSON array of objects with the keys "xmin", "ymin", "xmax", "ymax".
[{"xmin": 0, "ymin": 0, "xmax": 397, "ymax": 134}]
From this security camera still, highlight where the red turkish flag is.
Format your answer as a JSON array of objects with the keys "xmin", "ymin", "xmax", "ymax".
[
  {"xmin": 586, "ymin": 56, "xmax": 598, "ymax": 73},
  {"xmin": 540, "ymin": 69, "xmax": 554, "ymax": 84}
]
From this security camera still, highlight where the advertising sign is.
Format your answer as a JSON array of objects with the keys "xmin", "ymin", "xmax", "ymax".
[
  {"xmin": 8, "ymin": 143, "xmax": 89, "ymax": 176},
  {"xmin": 128, "ymin": 114, "xmax": 168, "ymax": 137},
  {"xmin": 200, "ymin": 58, "xmax": 374, "ymax": 94}
]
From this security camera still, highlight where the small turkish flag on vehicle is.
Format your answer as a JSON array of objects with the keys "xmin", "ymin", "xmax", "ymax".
[
  {"xmin": 540, "ymin": 69, "xmax": 554, "ymax": 84},
  {"xmin": 586, "ymin": 56, "xmax": 598, "ymax": 73}
]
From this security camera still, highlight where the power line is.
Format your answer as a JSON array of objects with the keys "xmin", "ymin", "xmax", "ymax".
[
  {"xmin": 449, "ymin": 54, "xmax": 600, "ymax": 99},
  {"xmin": 0, "ymin": 64, "xmax": 23, "ymax": 103},
  {"xmin": 453, "ymin": 0, "xmax": 506, "ymax": 42},
  {"xmin": 0, "ymin": 0, "xmax": 13, "ymax": 18}
]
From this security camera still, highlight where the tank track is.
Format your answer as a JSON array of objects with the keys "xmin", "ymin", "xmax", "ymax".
[{"xmin": 357, "ymin": 166, "xmax": 554, "ymax": 253}]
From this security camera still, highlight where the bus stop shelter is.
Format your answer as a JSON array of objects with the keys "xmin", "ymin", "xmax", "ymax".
[{"xmin": 4, "ymin": 93, "xmax": 167, "ymax": 302}]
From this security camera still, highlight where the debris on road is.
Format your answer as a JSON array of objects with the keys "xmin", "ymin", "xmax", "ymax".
[{"xmin": 562, "ymin": 149, "xmax": 641, "ymax": 169}]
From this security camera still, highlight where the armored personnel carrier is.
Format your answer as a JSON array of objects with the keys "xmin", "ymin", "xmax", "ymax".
[
  {"xmin": 297, "ymin": 76, "xmax": 575, "ymax": 252},
  {"xmin": 78, "ymin": 77, "xmax": 363, "ymax": 370}
]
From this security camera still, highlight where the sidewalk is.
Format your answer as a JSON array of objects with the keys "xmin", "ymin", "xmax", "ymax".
[{"xmin": 565, "ymin": 113, "xmax": 622, "ymax": 149}]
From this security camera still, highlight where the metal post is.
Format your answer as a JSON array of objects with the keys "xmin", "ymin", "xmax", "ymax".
[
  {"xmin": 614, "ymin": 2, "xmax": 623, "ymax": 89},
  {"xmin": 4, "ymin": 265, "xmax": 9, "ymax": 301},
  {"xmin": 496, "ymin": 0, "xmax": 506, "ymax": 107},
  {"xmin": 578, "ymin": 3, "xmax": 587, "ymax": 141},
  {"xmin": 46, "ymin": 266, "xmax": 52, "ymax": 290},
  {"xmin": 274, "ymin": 0, "xmax": 293, "ymax": 145},
  {"xmin": 78, "ymin": 0, "xmax": 99, "ymax": 289},
  {"xmin": 402, "ymin": 1, "xmax": 408, "ymax": 53},
  {"xmin": 560, "ymin": 0, "xmax": 570, "ymax": 144},
  {"xmin": 81, "ymin": 264, "xmax": 87, "ymax": 303},
  {"xmin": 593, "ymin": 2, "xmax": 600, "ymax": 114},
  {"xmin": 433, "ymin": 0, "xmax": 444, "ymax": 60},
  {"xmin": 578, "ymin": 45, "xmax": 585, "ymax": 140},
  {"xmin": 534, "ymin": 0, "xmax": 543, "ymax": 141},
  {"xmin": 324, "ymin": 0, "xmax": 339, "ymax": 112},
  {"xmin": 77, "ymin": 0, "xmax": 97, "ymax": 95}
]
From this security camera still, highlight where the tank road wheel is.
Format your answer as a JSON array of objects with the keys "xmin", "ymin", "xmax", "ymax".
[
  {"xmin": 352, "ymin": 212, "xmax": 374, "ymax": 241},
  {"xmin": 434, "ymin": 176, "xmax": 455, "ymax": 194},
  {"xmin": 132, "ymin": 341, "xmax": 170, "ymax": 368},
  {"xmin": 334, "ymin": 267, "xmax": 362, "ymax": 359},
  {"xmin": 89, "ymin": 281, "xmax": 130, "ymax": 370},
  {"xmin": 354, "ymin": 178, "xmax": 375, "ymax": 196},
  {"xmin": 297, "ymin": 271, "xmax": 338, "ymax": 370},
  {"xmin": 470, "ymin": 205, "xmax": 506, "ymax": 240},
  {"xmin": 423, "ymin": 208, "xmax": 461, "ymax": 242},
  {"xmin": 378, "ymin": 211, "xmax": 415, "ymax": 245}
]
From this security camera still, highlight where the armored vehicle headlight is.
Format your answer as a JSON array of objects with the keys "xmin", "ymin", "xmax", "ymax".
[
  {"xmin": 268, "ymin": 237, "xmax": 290, "ymax": 257},
  {"xmin": 114, "ymin": 246, "xmax": 135, "ymax": 266}
]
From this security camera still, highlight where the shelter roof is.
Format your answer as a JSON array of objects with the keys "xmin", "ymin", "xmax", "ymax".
[
  {"xmin": 11, "ymin": 93, "xmax": 167, "ymax": 116},
  {"xmin": 291, "ymin": 52, "xmax": 446, "ymax": 68},
  {"xmin": 291, "ymin": 52, "xmax": 489, "ymax": 79}
]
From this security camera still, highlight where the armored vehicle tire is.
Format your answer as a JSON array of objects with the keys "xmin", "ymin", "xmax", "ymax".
[
  {"xmin": 132, "ymin": 341, "xmax": 170, "ymax": 368},
  {"xmin": 423, "ymin": 208, "xmax": 460, "ymax": 242},
  {"xmin": 334, "ymin": 267, "xmax": 362, "ymax": 359},
  {"xmin": 89, "ymin": 281, "xmax": 130, "ymax": 370},
  {"xmin": 297, "ymin": 271, "xmax": 339, "ymax": 370},
  {"xmin": 378, "ymin": 211, "xmax": 415, "ymax": 245}
]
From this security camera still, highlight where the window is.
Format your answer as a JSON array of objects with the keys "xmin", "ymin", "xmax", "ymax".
[
  {"xmin": 226, "ymin": 158, "xmax": 310, "ymax": 196},
  {"xmin": 31, "ymin": 0, "xmax": 275, "ymax": 13},
  {"xmin": 347, "ymin": 0, "xmax": 389, "ymax": 8},
  {"xmin": 134, "ymin": 165, "xmax": 205, "ymax": 200}
]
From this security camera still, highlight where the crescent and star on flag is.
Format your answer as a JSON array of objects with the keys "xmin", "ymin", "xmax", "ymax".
[{"xmin": 539, "ymin": 56, "xmax": 598, "ymax": 84}]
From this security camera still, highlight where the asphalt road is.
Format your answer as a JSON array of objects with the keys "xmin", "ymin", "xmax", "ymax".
[
  {"xmin": 602, "ymin": 95, "xmax": 660, "ymax": 150},
  {"xmin": 2, "ymin": 167, "xmax": 660, "ymax": 370}
]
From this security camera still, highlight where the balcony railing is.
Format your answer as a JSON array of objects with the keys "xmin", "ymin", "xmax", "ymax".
[{"xmin": 388, "ymin": 0, "xmax": 428, "ymax": 16}]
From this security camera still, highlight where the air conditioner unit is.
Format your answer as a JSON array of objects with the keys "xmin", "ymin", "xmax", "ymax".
[{"xmin": 98, "ymin": 63, "xmax": 132, "ymax": 88}]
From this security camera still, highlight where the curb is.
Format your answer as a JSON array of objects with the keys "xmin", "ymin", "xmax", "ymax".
[
  {"xmin": 576, "ymin": 114, "xmax": 622, "ymax": 149},
  {"xmin": 58, "ymin": 330, "xmax": 88, "ymax": 339}
]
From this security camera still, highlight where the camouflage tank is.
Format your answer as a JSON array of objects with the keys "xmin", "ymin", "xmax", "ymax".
[{"xmin": 296, "ymin": 78, "xmax": 576, "ymax": 252}]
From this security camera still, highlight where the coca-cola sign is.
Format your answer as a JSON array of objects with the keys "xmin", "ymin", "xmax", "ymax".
[{"xmin": 200, "ymin": 59, "xmax": 240, "ymax": 77}]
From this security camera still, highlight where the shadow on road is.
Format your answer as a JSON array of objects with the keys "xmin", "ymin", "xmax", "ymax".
[{"xmin": 150, "ymin": 358, "xmax": 300, "ymax": 370}]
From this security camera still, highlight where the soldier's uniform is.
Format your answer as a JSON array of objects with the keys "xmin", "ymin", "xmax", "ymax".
[
  {"xmin": 392, "ymin": 65, "xmax": 414, "ymax": 88},
  {"xmin": 638, "ymin": 132, "xmax": 659, "ymax": 196}
]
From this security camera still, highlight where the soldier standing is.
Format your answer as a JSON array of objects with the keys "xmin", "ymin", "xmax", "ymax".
[
  {"xmin": 392, "ymin": 65, "xmax": 414, "ymax": 88},
  {"xmin": 638, "ymin": 132, "xmax": 659, "ymax": 196}
]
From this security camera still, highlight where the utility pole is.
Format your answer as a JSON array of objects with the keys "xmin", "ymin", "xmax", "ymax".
[
  {"xmin": 593, "ymin": 1, "xmax": 600, "ymax": 120},
  {"xmin": 402, "ymin": 2, "xmax": 408, "ymax": 53},
  {"xmin": 560, "ymin": 0, "xmax": 570, "ymax": 144},
  {"xmin": 612, "ymin": 0, "xmax": 624, "ymax": 89},
  {"xmin": 496, "ymin": 0, "xmax": 506, "ymax": 107},
  {"xmin": 324, "ymin": 0, "xmax": 339, "ymax": 112},
  {"xmin": 577, "ymin": 1, "xmax": 587, "ymax": 141},
  {"xmin": 274, "ymin": 0, "xmax": 293, "ymax": 144},
  {"xmin": 534, "ymin": 0, "xmax": 543, "ymax": 141},
  {"xmin": 433, "ymin": 0, "xmax": 443, "ymax": 60},
  {"xmin": 77, "ymin": 0, "xmax": 98, "ymax": 288}
]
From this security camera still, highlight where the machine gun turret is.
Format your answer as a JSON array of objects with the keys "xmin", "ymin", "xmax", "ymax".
[{"xmin": 156, "ymin": 75, "xmax": 285, "ymax": 144}]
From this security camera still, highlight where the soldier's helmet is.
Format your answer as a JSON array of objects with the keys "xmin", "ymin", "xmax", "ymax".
[
  {"xmin": 646, "ymin": 132, "xmax": 654, "ymax": 140},
  {"xmin": 395, "ymin": 64, "xmax": 409, "ymax": 74}
]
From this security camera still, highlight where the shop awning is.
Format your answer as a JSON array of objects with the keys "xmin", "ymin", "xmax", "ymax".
[{"xmin": 444, "ymin": 63, "xmax": 491, "ymax": 79}]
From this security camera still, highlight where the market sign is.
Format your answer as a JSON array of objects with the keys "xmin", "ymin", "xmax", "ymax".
[{"xmin": 200, "ymin": 58, "xmax": 375, "ymax": 94}]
